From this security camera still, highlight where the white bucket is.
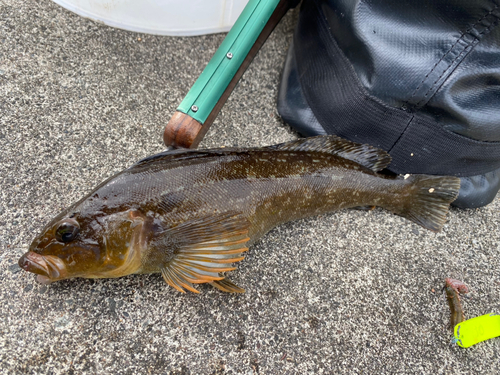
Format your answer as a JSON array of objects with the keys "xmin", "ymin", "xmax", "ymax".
[{"xmin": 52, "ymin": 0, "xmax": 250, "ymax": 36}]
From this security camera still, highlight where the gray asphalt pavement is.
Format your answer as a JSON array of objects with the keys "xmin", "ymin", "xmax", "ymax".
[{"xmin": 0, "ymin": 1, "xmax": 499, "ymax": 374}]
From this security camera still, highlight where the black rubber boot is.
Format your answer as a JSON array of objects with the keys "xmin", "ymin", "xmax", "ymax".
[{"xmin": 278, "ymin": 0, "xmax": 500, "ymax": 208}]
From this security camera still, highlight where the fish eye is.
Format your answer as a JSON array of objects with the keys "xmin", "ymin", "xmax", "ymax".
[{"xmin": 55, "ymin": 218, "xmax": 80, "ymax": 243}]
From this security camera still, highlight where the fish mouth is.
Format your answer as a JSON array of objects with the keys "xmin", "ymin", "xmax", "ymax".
[{"xmin": 18, "ymin": 252, "xmax": 67, "ymax": 284}]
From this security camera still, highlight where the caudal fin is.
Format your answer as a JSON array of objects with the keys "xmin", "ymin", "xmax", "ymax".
[{"xmin": 392, "ymin": 175, "xmax": 461, "ymax": 232}]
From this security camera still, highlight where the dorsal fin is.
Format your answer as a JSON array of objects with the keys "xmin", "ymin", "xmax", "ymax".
[
  {"xmin": 129, "ymin": 148, "xmax": 215, "ymax": 169},
  {"xmin": 268, "ymin": 135, "xmax": 391, "ymax": 172},
  {"xmin": 130, "ymin": 136, "xmax": 391, "ymax": 173}
]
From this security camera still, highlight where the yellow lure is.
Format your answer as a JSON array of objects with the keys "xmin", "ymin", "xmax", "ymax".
[{"xmin": 454, "ymin": 313, "xmax": 500, "ymax": 348}]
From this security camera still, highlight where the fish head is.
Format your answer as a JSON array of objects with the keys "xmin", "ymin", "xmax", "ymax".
[{"xmin": 19, "ymin": 208, "xmax": 145, "ymax": 284}]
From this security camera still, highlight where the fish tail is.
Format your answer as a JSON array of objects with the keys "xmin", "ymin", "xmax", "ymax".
[{"xmin": 390, "ymin": 175, "xmax": 461, "ymax": 232}]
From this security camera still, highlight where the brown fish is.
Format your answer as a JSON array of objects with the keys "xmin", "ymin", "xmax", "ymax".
[{"xmin": 19, "ymin": 136, "xmax": 460, "ymax": 293}]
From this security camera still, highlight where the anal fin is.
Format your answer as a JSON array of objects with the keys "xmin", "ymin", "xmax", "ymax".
[{"xmin": 351, "ymin": 205, "xmax": 376, "ymax": 211}]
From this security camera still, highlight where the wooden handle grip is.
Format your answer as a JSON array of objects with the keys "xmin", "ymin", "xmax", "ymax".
[{"xmin": 163, "ymin": 111, "xmax": 204, "ymax": 149}]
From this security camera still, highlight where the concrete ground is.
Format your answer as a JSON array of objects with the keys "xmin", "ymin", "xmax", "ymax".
[{"xmin": 1, "ymin": 1, "xmax": 499, "ymax": 374}]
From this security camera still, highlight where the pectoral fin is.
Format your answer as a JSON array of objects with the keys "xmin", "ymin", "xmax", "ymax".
[
  {"xmin": 159, "ymin": 213, "xmax": 250, "ymax": 293},
  {"xmin": 210, "ymin": 278, "xmax": 245, "ymax": 293}
]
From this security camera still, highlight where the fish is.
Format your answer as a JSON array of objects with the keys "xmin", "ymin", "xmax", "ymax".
[{"xmin": 19, "ymin": 135, "xmax": 460, "ymax": 293}]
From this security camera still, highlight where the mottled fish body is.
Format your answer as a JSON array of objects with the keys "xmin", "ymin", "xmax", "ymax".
[{"xmin": 19, "ymin": 136, "xmax": 460, "ymax": 293}]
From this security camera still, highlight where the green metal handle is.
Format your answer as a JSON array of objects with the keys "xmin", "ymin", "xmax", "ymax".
[{"xmin": 177, "ymin": 0, "xmax": 282, "ymax": 124}]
